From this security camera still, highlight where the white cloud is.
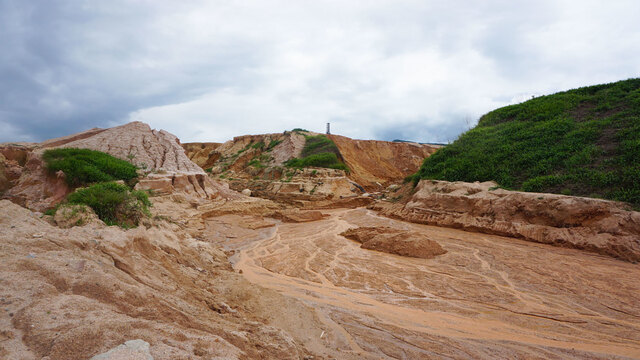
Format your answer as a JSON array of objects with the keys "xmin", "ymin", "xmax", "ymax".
[{"xmin": 2, "ymin": 0, "xmax": 640, "ymax": 142}]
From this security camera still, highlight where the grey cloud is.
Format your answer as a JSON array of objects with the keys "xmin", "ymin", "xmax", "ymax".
[{"xmin": 1, "ymin": 1, "xmax": 639, "ymax": 143}]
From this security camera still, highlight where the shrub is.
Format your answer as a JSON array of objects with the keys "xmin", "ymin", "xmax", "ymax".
[
  {"xmin": 285, "ymin": 153, "xmax": 349, "ymax": 171},
  {"xmin": 251, "ymin": 141, "xmax": 265, "ymax": 150},
  {"xmin": 66, "ymin": 182, "xmax": 151, "ymax": 227},
  {"xmin": 43, "ymin": 148, "xmax": 138, "ymax": 187},
  {"xmin": 301, "ymin": 135, "xmax": 340, "ymax": 157},
  {"xmin": 267, "ymin": 139, "xmax": 283, "ymax": 150}
]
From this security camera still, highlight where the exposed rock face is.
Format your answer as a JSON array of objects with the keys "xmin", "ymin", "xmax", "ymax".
[
  {"xmin": 182, "ymin": 142, "xmax": 222, "ymax": 169},
  {"xmin": 374, "ymin": 180, "xmax": 640, "ymax": 262},
  {"xmin": 329, "ymin": 134, "xmax": 440, "ymax": 190},
  {"xmin": 57, "ymin": 121, "xmax": 203, "ymax": 173},
  {"xmin": 227, "ymin": 167, "xmax": 371, "ymax": 207},
  {"xmin": 340, "ymin": 226, "xmax": 447, "ymax": 258},
  {"xmin": 0, "ymin": 144, "xmax": 31, "ymax": 194},
  {"xmin": 3, "ymin": 152, "xmax": 70, "ymax": 211},
  {"xmin": 89, "ymin": 339, "xmax": 153, "ymax": 360},
  {"xmin": 134, "ymin": 173, "xmax": 219, "ymax": 199},
  {"xmin": 0, "ymin": 199, "xmax": 323, "ymax": 359}
]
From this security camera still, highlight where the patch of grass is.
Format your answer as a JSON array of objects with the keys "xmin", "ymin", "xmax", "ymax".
[
  {"xmin": 292, "ymin": 128, "xmax": 309, "ymax": 133},
  {"xmin": 267, "ymin": 139, "xmax": 283, "ymax": 150},
  {"xmin": 301, "ymin": 135, "xmax": 340, "ymax": 157},
  {"xmin": 66, "ymin": 182, "xmax": 151, "ymax": 227},
  {"xmin": 247, "ymin": 158, "xmax": 266, "ymax": 169},
  {"xmin": 285, "ymin": 153, "xmax": 349, "ymax": 171},
  {"xmin": 204, "ymin": 167, "xmax": 212, "ymax": 173},
  {"xmin": 251, "ymin": 141, "xmax": 265, "ymax": 150},
  {"xmin": 414, "ymin": 78, "xmax": 640, "ymax": 207},
  {"xmin": 43, "ymin": 148, "xmax": 138, "ymax": 187},
  {"xmin": 284, "ymin": 134, "xmax": 349, "ymax": 171}
]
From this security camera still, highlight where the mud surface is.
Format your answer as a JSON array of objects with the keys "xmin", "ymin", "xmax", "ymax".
[{"xmin": 206, "ymin": 208, "xmax": 640, "ymax": 359}]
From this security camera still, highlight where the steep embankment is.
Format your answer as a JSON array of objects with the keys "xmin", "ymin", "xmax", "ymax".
[
  {"xmin": 374, "ymin": 180, "xmax": 640, "ymax": 262},
  {"xmin": 329, "ymin": 134, "xmax": 439, "ymax": 189},
  {"xmin": 414, "ymin": 78, "xmax": 640, "ymax": 207}
]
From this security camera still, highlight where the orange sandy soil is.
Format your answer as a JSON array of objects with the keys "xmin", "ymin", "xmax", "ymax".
[{"xmin": 205, "ymin": 208, "xmax": 640, "ymax": 359}]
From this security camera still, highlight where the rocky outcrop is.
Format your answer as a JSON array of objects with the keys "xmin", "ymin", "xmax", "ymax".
[
  {"xmin": 2, "ymin": 152, "xmax": 70, "ymax": 211},
  {"xmin": 89, "ymin": 339, "xmax": 153, "ymax": 360},
  {"xmin": 54, "ymin": 204, "xmax": 101, "ymax": 228},
  {"xmin": 2, "ymin": 122, "xmax": 220, "ymax": 211},
  {"xmin": 374, "ymin": 180, "xmax": 640, "ymax": 262},
  {"xmin": 340, "ymin": 226, "xmax": 447, "ymax": 258},
  {"xmin": 329, "ymin": 135, "xmax": 440, "ymax": 190},
  {"xmin": 227, "ymin": 167, "xmax": 370, "ymax": 207},
  {"xmin": 182, "ymin": 142, "xmax": 222, "ymax": 169},
  {"xmin": 134, "ymin": 173, "xmax": 220, "ymax": 199},
  {"xmin": 57, "ymin": 121, "xmax": 203, "ymax": 173}
]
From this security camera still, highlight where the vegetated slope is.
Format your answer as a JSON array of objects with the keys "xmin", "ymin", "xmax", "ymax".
[
  {"xmin": 184, "ymin": 130, "xmax": 439, "ymax": 191},
  {"xmin": 414, "ymin": 78, "xmax": 640, "ymax": 207}
]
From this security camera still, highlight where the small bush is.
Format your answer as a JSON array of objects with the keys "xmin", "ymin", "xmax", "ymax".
[
  {"xmin": 67, "ymin": 182, "xmax": 151, "ymax": 227},
  {"xmin": 251, "ymin": 141, "xmax": 265, "ymax": 150},
  {"xmin": 43, "ymin": 148, "xmax": 138, "ymax": 187},
  {"xmin": 285, "ymin": 153, "xmax": 349, "ymax": 171},
  {"xmin": 267, "ymin": 139, "xmax": 283, "ymax": 150}
]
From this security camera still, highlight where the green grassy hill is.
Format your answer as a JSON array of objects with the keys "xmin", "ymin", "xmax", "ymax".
[{"xmin": 413, "ymin": 78, "xmax": 640, "ymax": 208}]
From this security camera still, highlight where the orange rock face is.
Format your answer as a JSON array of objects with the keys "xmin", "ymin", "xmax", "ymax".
[
  {"xmin": 375, "ymin": 180, "xmax": 640, "ymax": 262},
  {"xmin": 329, "ymin": 134, "xmax": 440, "ymax": 190},
  {"xmin": 182, "ymin": 142, "xmax": 222, "ymax": 169}
]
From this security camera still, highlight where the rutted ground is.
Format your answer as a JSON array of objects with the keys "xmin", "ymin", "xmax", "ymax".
[{"xmin": 205, "ymin": 208, "xmax": 640, "ymax": 359}]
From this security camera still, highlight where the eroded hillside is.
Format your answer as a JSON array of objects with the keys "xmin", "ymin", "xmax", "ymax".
[{"xmin": 2, "ymin": 121, "xmax": 640, "ymax": 359}]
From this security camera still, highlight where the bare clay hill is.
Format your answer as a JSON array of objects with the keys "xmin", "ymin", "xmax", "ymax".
[
  {"xmin": 182, "ymin": 130, "xmax": 440, "ymax": 206},
  {"xmin": 1, "ymin": 121, "xmax": 640, "ymax": 359}
]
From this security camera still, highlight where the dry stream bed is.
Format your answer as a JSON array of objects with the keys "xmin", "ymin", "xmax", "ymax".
[{"xmin": 205, "ymin": 208, "xmax": 640, "ymax": 359}]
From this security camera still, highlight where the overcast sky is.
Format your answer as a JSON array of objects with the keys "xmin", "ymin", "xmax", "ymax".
[{"xmin": 1, "ymin": 1, "xmax": 639, "ymax": 144}]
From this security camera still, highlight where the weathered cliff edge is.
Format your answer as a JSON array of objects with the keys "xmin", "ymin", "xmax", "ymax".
[
  {"xmin": 373, "ymin": 180, "xmax": 640, "ymax": 262},
  {"xmin": 328, "ymin": 134, "xmax": 440, "ymax": 190}
]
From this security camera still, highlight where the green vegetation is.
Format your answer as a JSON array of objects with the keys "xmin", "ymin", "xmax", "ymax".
[
  {"xmin": 285, "ymin": 153, "xmax": 348, "ymax": 171},
  {"xmin": 300, "ymin": 135, "xmax": 340, "ymax": 157},
  {"xmin": 247, "ymin": 158, "xmax": 266, "ymax": 169},
  {"xmin": 284, "ymin": 134, "xmax": 349, "ymax": 171},
  {"xmin": 251, "ymin": 141, "xmax": 265, "ymax": 150},
  {"xmin": 67, "ymin": 182, "xmax": 151, "ymax": 227},
  {"xmin": 291, "ymin": 128, "xmax": 309, "ymax": 133},
  {"xmin": 43, "ymin": 148, "xmax": 138, "ymax": 187},
  {"xmin": 412, "ymin": 78, "xmax": 640, "ymax": 207},
  {"xmin": 267, "ymin": 139, "xmax": 283, "ymax": 150}
]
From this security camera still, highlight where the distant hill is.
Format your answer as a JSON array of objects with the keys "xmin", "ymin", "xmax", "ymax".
[{"xmin": 413, "ymin": 78, "xmax": 640, "ymax": 208}]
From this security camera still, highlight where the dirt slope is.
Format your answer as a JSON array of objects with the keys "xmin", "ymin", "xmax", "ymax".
[
  {"xmin": 374, "ymin": 180, "xmax": 640, "ymax": 262},
  {"xmin": 328, "ymin": 134, "xmax": 440, "ymax": 190},
  {"xmin": 0, "ymin": 199, "xmax": 330, "ymax": 360}
]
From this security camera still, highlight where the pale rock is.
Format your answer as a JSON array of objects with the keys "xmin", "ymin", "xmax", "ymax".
[{"xmin": 90, "ymin": 339, "xmax": 153, "ymax": 360}]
